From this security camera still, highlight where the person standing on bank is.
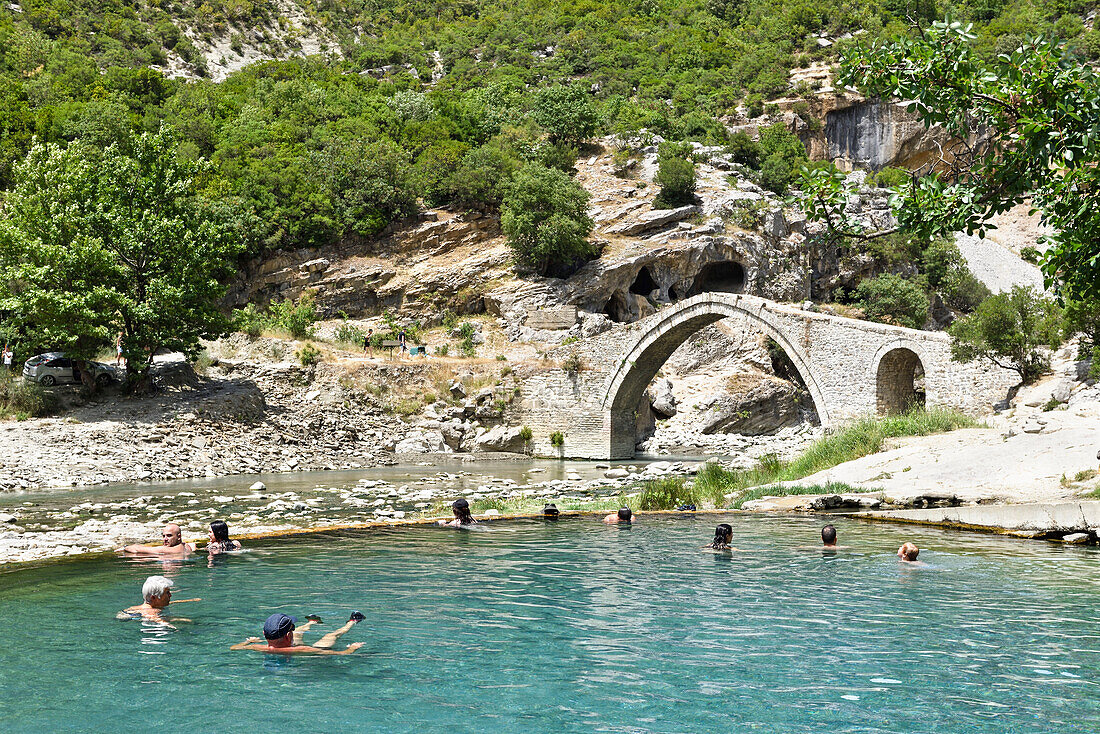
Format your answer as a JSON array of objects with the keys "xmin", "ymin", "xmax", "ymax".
[
  {"xmin": 364, "ymin": 329, "xmax": 374, "ymax": 358},
  {"xmin": 2, "ymin": 344, "xmax": 12, "ymax": 375}
]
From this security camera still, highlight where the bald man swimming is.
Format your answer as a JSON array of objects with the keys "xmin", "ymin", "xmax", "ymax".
[{"xmin": 118, "ymin": 523, "xmax": 195, "ymax": 557}]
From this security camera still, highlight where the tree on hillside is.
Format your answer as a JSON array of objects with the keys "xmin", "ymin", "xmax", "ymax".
[
  {"xmin": 798, "ymin": 20, "xmax": 1100, "ymax": 305},
  {"xmin": 758, "ymin": 123, "xmax": 807, "ymax": 194},
  {"xmin": 532, "ymin": 85, "xmax": 600, "ymax": 147},
  {"xmin": 502, "ymin": 164, "xmax": 596, "ymax": 276},
  {"xmin": 654, "ymin": 142, "xmax": 697, "ymax": 208},
  {"xmin": 947, "ymin": 286, "xmax": 1063, "ymax": 383},
  {"xmin": 0, "ymin": 129, "xmax": 243, "ymax": 388}
]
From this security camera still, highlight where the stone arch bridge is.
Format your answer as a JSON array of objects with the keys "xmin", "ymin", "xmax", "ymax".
[{"xmin": 511, "ymin": 293, "xmax": 1017, "ymax": 459}]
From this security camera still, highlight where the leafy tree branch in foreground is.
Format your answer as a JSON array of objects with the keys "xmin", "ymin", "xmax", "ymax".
[{"xmin": 797, "ymin": 20, "xmax": 1100, "ymax": 304}]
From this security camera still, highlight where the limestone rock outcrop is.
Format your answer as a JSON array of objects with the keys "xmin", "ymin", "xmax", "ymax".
[{"xmin": 697, "ymin": 373, "xmax": 809, "ymax": 435}]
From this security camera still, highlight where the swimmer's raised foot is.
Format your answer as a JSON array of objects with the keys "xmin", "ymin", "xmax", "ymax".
[
  {"xmin": 306, "ymin": 614, "xmax": 323, "ymax": 624},
  {"xmin": 349, "ymin": 611, "xmax": 365, "ymax": 623}
]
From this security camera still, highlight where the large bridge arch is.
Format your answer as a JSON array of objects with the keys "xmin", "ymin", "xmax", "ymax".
[{"xmin": 601, "ymin": 294, "xmax": 831, "ymax": 458}]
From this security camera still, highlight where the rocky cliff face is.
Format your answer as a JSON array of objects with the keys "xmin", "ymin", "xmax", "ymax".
[{"xmin": 823, "ymin": 99, "xmax": 951, "ymax": 171}]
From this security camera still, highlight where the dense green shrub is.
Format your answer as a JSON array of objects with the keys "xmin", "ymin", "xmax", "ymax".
[
  {"xmin": 502, "ymin": 164, "xmax": 596, "ymax": 276},
  {"xmin": 1064, "ymin": 297, "xmax": 1100, "ymax": 379},
  {"xmin": 654, "ymin": 153, "xmax": 696, "ymax": 208},
  {"xmin": 267, "ymin": 293, "xmax": 319, "ymax": 339},
  {"xmin": 233, "ymin": 304, "xmax": 266, "ymax": 339},
  {"xmin": 853, "ymin": 274, "xmax": 930, "ymax": 330},
  {"xmin": 757, "ymin": 124, "xmax": 808, "ymax": 194},
  {"xmin": 334, "ymin": 317, "xmax": 366, "ymax": 347},
  {"xmin": 295, "ymin": 343, "xmax": 322, "ymax": 366},
  {"xmin": 532, "ymin": 85, "xmax": 599, "ymax": 146},
  {"xmin": 921, "ymin": 239, "xmax": 991, "ymax": 312},
  {"xmin": 726, "ymin": 132, "xmax": 762, "ymax": 168}
]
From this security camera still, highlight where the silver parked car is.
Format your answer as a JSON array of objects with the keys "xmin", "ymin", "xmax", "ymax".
[{"xmin": 22, "ymin": 352, "xmax": 117, "ymax": 387}]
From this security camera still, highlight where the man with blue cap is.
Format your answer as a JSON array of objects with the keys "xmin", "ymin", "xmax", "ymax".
[{"xmin": 231, "ymin": 611, "xmax": 366, "ymax": 655}]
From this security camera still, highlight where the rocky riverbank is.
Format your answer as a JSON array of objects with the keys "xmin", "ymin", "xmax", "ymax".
[{"xmin": 0, "ymin": 459, "xmax": 701, "ymax": 564}]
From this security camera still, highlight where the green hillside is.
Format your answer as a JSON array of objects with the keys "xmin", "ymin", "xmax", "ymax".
[{"xmin": 1, "ymin": 0, "xmax": 1096, "ymax": 255}]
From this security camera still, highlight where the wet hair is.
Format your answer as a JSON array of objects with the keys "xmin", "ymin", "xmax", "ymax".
[
  {"xmin": 899, "ymin": 542, "xmax": 920, "ymax": 561},
  {"xmin": 710, "ymin": 523, "xmax": 733, "ymax": 548},
  {"xmin": 142, "ymin": 575, "xmax": 173, "ymax": 602},
  {"xmin": 210, "ymin": 520, "xmax": 231, "ymax": 544},
  {"xmin": 543, "ymin": 503, "xmax": 560, "ymax": 519},
  {"xmin": 821, "ymin": 525, "xmax": 837, "ymax": 545},
  {"xmin": 617, "ymin": 507, "xmax": 632, "ymax": 522},
  {"xmin": 452, "ymin": 498, "xmax": 474, "ymax": 525}
]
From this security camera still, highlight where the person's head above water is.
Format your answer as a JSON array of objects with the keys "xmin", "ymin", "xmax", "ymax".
[
  {"xmin": 209, "ymin": 520, "xmax": 231, "ymax": 544},
  {"xmin": 821, "ymin": 525, "xmax": 837, "ymax": 546},
  {"xmin": 617, "ymin": 507, "xmax": 632, "ymax": 523},
  {"xmin": 898, "ymin": 542, "xmax": 920, "ymax": 561},
  {"xmin": 543, "ymin": 503, "xmax": 560, "ymax": 519},
  {"xmin": 142, "ymin": 575, "xmax": 174, "ymax": 607},
  {"xmin": 161, "ymin": 523, "xmax": 183, "ymax": 547},
  {"xmin": 452, "ymin": 498, "xmax": 474, "ymax": 524},
  {"xmin": 263, "ymin": 613, "xmax": 296, "ymax": 642},
  {"xmin": 711, "ymin": 523, "xmax": 733, "ymax": 547}
]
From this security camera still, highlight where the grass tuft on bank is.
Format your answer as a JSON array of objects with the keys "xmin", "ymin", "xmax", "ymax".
[{"xmin": 695, "ymin": 407, "xmax": 980, "ymax": 508}]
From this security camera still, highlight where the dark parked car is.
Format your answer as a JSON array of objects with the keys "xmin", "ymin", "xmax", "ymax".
[{"xmin": 22, "ymin": 353, "xmax": 117, "ymax": 387}]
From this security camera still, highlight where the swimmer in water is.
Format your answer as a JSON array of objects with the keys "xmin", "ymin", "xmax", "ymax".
[
  {"xmin": 543, "ymin": 503, "xmax": 560, "ymax": 520},
  {"xmin": 438, "ymin": 498, "xmax": 477, "ymax": 527},
  {"xmin": 703, "ymin": 523, "xmax": 742, "ymax": 551},
  {"xmin": 117, "ymin": 523, "xmax": 195, "ymax": 557},
  {"xmin": 819, "ymin": 524, "xmax": 850, "ymax": 551},
  {"xmin": 206, "ymin": 520, "xmax": 242, "ymax": 554},
  {"xmin": 231, "ymin": 612, "xmax": 365, "ymax": 655},
  {"xmin": 603, "ymin": 507, "xmax": 633, "ymax": 524},
  {"xmin": 897, "ymin": 542, "xmax": 926, "ymax": 566},
  {"xmin": 116, "ymin": 575, "xmax": 200, "ymax": 627}
]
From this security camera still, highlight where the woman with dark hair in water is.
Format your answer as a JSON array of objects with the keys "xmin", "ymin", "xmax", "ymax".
[
  {"xmin": 703, "ymin": 523, "xmax": 741, "ymax": 551},
  {"xmin": 439, "ymin": 498, "xmax": 477, "ymax": 527},
  {"xmin": 207, "ymin": 520, "xmax": 242, "ymax": 554}
]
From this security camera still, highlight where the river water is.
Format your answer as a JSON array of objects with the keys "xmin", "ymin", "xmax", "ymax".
[{"xmin": 1, "ymin": 514, "xmax": 1098, "ymax": 732}]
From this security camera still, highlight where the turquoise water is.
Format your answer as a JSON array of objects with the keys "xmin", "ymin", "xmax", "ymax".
[{"xmin": 2, "ymin": 515, "xmax": 1099, "ymax": 732}]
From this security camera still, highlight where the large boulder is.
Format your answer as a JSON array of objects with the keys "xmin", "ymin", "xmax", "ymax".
[
  {"xmin": 440, "ymin": 420, "xmax": 467, "ymax": 451},
  {"xmin": 394, "ymin": 430, "xmax": 450, "ymax": 454},
  {"xmin": 699, "ymin": 373, "xmax": 807, "ymax": 435},
  {"xmin": 474, "ymin": 425, "xmax": 528, "ymax": 453},
  {"xmin": 648, "ymin": 377, "xmax": 678, "ymax": 418}
]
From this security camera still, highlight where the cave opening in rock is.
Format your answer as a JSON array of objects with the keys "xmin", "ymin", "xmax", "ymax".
[
  {"xmin": 876, "ymin": 348, "xmax": 926, "ymax": 415},
  {"xmin": 629, "ymin": 266, "xmax": 657, "ymax": 298},
  {"xmin": 603, "ymin": 291, "xmax": 630, "ymax": 323},
  {"xmin": 688, "ymin": 261, "xmax": 746, "ymax": 296}
]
